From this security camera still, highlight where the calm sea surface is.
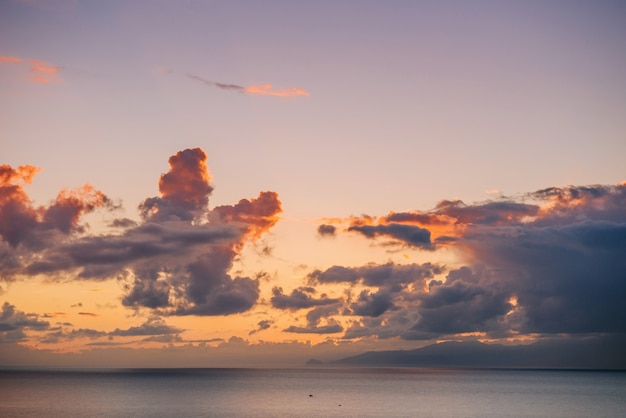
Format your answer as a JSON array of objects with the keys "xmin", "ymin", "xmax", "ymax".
[{"xmin": 1, "ymin": 368, "xmax": 624, "ymax": 417}]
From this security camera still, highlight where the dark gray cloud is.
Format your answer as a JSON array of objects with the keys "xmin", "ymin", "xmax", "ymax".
[
  {"xmin": 249, "ymin": 319, "xmax": 273, "ymax": 335},
  {"xmin": 317, "ymin": 224, "xmax": 336, "ymax": 237},
  {"xmin": 347, "ymin": 223, "xmax": 433, "ymax": 249},
  {"xmin": 184, "ymin": 73, "xmax": 246, "ymax": 93},
  {"xmin": 414, "ymin": 274, "xmax": 513, "ymax": 335},
  {"xmin": 271, "ymin": 286, "xmax": 341, "ymax": 310},
  {"xmin": 350, "ymin": 290, "xmax": 395, "ymax": 317},
  {"xmin": 0, "ymin": 302, "xmax": 50, "ymax": 342},
  {"xmin": 141, "ymin": 334, "xmax": 184, "ymax": 343},
  {"xmin": 110, "ymin": 318, "xmax": 182, "ymax": 337},
  {"xmin": 40, "ymin": 327, "xmax": 107, "ymax": 344},
  {"xmin": 109, "ymin": 218, "xmax": 138, "ymax": 228},
  {"xmin": 283, "ymin": 324, "xmax": 343, "ymax": 334},
  {"xmin": 322, "ymin": 182, "xmax": 626, "ymax": 341},
  {"xmin": 458, "ymin": 221, "xmax": 626, "ymax": 334},
  {"xmin": 281, "ymin": 301, "xmax": 343, "ymax": 335},
  {"xmin": 309, "ymin": 262, "xmax": 442, "ymax": 290},
  {"xmin": 174, "ymin": 276, "xmax": 260, "ymax": 316},
  {"xmin": 434, "ymin": 200, "xmax": 538, "ymax": 226}
]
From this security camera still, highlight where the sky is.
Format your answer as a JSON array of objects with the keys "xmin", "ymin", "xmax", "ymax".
[{"xmin": 1, "ymin": 0, "xmax": 625, "ymax": 368}]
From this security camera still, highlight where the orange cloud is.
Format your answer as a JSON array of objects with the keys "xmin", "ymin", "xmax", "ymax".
[
  {"xmin": 212, "ymin": 191, "xmax": 282, "ymax": 242},
  {"xmin": 30, "ymin": 59, "xmax": 59, "ymax": 74},
  {"xmin": 45, "ymin": 184, "xmax": 112, "ymax": 233},
  {"xmin": 175, "ymin": 72, "xmax": 310, "ymax": 98},
  {"xmin": 243, "ymin": 84, "xmax": 310, "ymax": 97},
  {"xmin": 30, "ymin": 59, "xmax": 61, "ymax": 83},
  {"xmin": 0, "ymin": 55, "xmax": 61, "ymax": 84},
  {"xmin": 0, "ymin": 55, "xmax": 23, "ymax": 63},
  {"xmin": 0, "ymin": 164, "xmax": 112, "ymax": 248}
]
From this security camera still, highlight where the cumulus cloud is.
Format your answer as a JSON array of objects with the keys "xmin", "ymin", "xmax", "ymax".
[
  {"xmin": 0, "ymin": 302, "xmax": 50, "ymax": 342},
  {"xmin": 275, "ymin": 262, "xmax": 443, "ymax": 334},
  {"xmin": 320, "ymin": 182, "xmax": 626, "ymax": 341},
  {"xmin": 0, "ymin": 148, "xmax": 282, "ymax": 317},
  {"xmin": 0, "ymin": 164, "xmax": 113, "ymax": 252}
]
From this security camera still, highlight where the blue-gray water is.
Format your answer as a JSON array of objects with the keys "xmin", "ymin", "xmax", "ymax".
[{"xmin": 1, "ymin": 368, "xmax": 625, "ymax": 417}]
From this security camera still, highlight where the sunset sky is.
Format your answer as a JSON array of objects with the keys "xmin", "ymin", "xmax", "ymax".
[{"xmin": 1, "ymin": 0, "xmax": 625, "ymax": 368}]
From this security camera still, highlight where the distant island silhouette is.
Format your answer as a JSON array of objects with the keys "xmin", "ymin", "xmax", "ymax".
[{"xmin": 321, "ymin": 336, "xmax": 626, "ymax": 370}]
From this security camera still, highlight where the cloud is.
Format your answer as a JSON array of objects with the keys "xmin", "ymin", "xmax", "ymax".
[
  {"xmin": 309, "ymin": 262, "xmax": 443, "ymax": 290},
  {"xmin": 140, "ymin": 148, "xmax": 214, "ymax": 222},
  {"xmin": 282, "ymin": 260, "xmax": 448, "ymax": 336},
  {"xmin": 29, "ymin": 59, "xmax": 60, "ymax": 83},
  {"xmin": 348, "ymin": 223, "xmax": 433, "ymax": 249},
  {"xmin": 270, "ymin": 286, "xmax": 341, "ymax": 310},
  {"xmin": 109, "ymin": 218, "xmax": 137, "ymax": 228},
  {"xmin": 210, "ymin": 191, "xmax": 282, "ymax": 242},
  {"xmin": 0, "ymin": 164, "xmax": 113, "ymax": 251},
  {"xmin": 248, "ymin": 319, "xmax": 273, "ymax": 335},
  {"xmin": 283, "ymin": 324, "xmax": 343, "ymax": 334},
  {"xmin": 317, "ymin": 224, "xmax": 336, "ymax": 237},
  {"xmin": 40, "ymin": 327, "xmax": 106, "ymax": 344},
  {"xmin": 165, "ymin": 70, "xmax": 310, "ymax": 98},
  {"xmin": 0, "ymin": 55, "xmax": 62, "ymax": 83},
  {"xmin": 243, "ymin": 84, "xmax": 310, "ymax": 97},
  {"xmin": 321, "ymin": 182, "xmax": 626, "ymax": 341},
  {"xmin": 350, "ymin": 289, "xmax": 395, "ymax": 317},
  {"xmin": 171, "ymin": 249, "xmax": 261, "ymax": 316},
  {"xmin": 0, "ymin": 148, "xmax": 282, "ymax": 317},
  {"xmin": 0, "ymin": 55, "xmax": 23, "ymax": 63},
  {"xmin": 110, "ymin": 317, "xmax": 182, "ymax": 337},
  {"xmin": 456, "ymin": 221, "xmax": 626, "ymax": 335},
  {"xmin": 0, "ymin": 302, "xmax": 50, "ymax": 342}
]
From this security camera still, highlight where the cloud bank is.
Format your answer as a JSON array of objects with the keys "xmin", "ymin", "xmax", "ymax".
[
  {"xmin": 0, "ymin": 148, "xmax": 282, "ymax": 317},
  {"xmin": 2, "ymin": 147, "xmax": 623, "ymax": 364},
  {"xmin": 301, "ymin": 183, "xmax": 626, "ymax": 341}
]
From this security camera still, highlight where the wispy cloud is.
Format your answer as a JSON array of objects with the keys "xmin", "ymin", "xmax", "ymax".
[
  {"xmin": 0, "ymin": 55, "xmax": 23, "ymax": 63},
  {"xmin": 0, "ymin": 55, "xmax": 62, "ymax": 83},
  {"xmin": 162, "ymin": 68, "xmax": 310, "ymax": 98}
]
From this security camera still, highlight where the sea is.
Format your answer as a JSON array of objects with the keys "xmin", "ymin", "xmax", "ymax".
[{"xmin": 1, "ymin": 368, "xmax": 625, "ymax": 417}]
